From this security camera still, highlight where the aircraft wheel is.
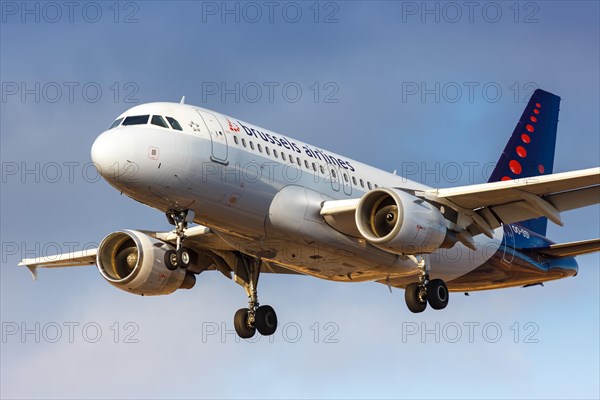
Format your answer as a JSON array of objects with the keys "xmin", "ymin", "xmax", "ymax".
[
  {"xmin": 234, "ymin": 308, "xmax": 256, "ymax": 339},
  {"xmin": 255, "ymin": 305, "xmax": 278, "ymax": 336},
  {"xmin": 405, "ymin": 282, "xmax": 427, "ymax": 313},
  {"xmin": 427, "ymin": 279, "xmax": 449, "ymax": 310},
  {"xmin": 176, "ymin": 248, "xmax": 191, "ymax": 269},
  {"xmin": 164, "ymin": 250, "xmax": 178, "ymax": 271}
]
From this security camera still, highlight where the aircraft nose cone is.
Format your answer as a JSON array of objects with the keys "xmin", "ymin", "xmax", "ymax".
[{"xmin": 91, "ymin": 131, "xmax": 134, "ymax": 181}]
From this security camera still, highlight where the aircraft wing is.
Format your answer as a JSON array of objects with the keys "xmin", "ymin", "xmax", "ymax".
[
  {"xmin": 19, "ymin": 224, "xmax": 300, "ymax": 279},
  {"xmin": 321, "ymin": 167, "xmax": 600, "ymax": 242},
  {"xmin": 420, "ymin": 167, "xmax": 600, "ymax": 233},
  {"xmin": 18, "ymin": 249, "xmax": 98, "ymax": 278}
]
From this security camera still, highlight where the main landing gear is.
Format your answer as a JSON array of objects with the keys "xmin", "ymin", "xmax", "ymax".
[
  {"xmin": 233, "ymin": 255, "xmax": 278, "ymax": 339},
  {"xmin": 164, "ymin": 209, "xmax": 192, "ymax": 270},
  {"xmin": 404, "ymin": 255, "xmax": 449, "ymax": 313}
]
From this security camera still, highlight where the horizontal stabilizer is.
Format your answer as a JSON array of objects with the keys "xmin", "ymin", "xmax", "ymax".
[{"xmin": 529, "ymin": 238, "xmax": 600, "ymax": 258}]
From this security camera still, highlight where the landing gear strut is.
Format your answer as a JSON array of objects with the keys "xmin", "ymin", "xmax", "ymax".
[
  {"xmin": 164, "ymin": 209, "xmax": 192, "ymax": 270},
  {"xmin": 404, "ymin": 255, "xmax": 449, "ymax": 313},
  {"xmin": 233, "ymin": 255, "xmax": 278, "ymax": 339}
]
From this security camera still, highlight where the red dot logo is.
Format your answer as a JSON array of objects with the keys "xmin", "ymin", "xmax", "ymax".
[
  {"xmin": 501, "ymin": 176, "xmax": 511, "ymax": 181},
  {"xmin": 533, "ymin": 109, "xmax": 540, "ymax": 115},
  {"xmin": 516, "ymin": 146, "xmax": 527, "ymax": 158},
  {"xmin": 535, "ymin": 103, "xmax": 541, "ymax": 108},
  {"xmin": 538, "ymin": 164, "xmax": 545, "ymax": 174},
  {"xmin": 509, "ymin": 160, "xmax": 522, "ymax": 175},
  {"xmin": 526, "ymin": 124, "xmax": 534, "ymax": 132},
  {"xmin": 530, "ymin": 116, "xmax": 537, "ymax": 123},
  {"xmin": 521, "ymin": 134, "xmax": 531, "ymax": 143}
]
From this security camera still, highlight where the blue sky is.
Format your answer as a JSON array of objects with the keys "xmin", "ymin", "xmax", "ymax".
[{"xmin": 1, "ymin": 1, "xmax": 599, "ymax": 399}]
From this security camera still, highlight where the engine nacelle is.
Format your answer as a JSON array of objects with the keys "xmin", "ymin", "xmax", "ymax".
[
  {"xmin": 355, "ymin": 188, "xmax": 448, "ymax": 255},
  {"xmin": 97, "ymin": 230, "xmax": 195, "ymax": 296}
]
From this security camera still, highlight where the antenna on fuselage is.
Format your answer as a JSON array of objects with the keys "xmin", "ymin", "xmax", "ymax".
[{"xmin": 180, "ymin": 96, "xmax": 185, "ymax": 104}]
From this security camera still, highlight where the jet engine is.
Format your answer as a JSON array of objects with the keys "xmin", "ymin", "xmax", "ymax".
[
  {"xmin": 96, "ymin": 230, "xmax": 195, "ymax": 295},
  {"xmin": 355, "ymin": 188, "xmax": 450, "ymax": 255}
]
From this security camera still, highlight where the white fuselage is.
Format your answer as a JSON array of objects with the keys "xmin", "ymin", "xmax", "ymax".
[{"xmin": 91, "ymin": 102, "xmax": 502, "ymax": 284}]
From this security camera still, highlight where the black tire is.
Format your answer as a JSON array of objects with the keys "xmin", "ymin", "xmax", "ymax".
[
  {"xmin": 255, "ymin": 305, "xmax": 278, "ymax": 336},
  {"xmin": 176, "ymin": 248, "xmax": 190, "ymax": 269},
  {"xmin": 427, "ymin": 279, "xmax": 449, "ymax": 310},
  {"xmin": 166, "ymin": 213, "xmax": 175, "ymax": 226},
  {"xmin": 164, "ymin": 250, "xmax": 178, "ymax": 271},
  {"xmin": 234, "ymin": 308, "xmax": 256, "ymax": 339},
  {"xmin": 405, "ymin": 282, "xmax": 427, "ymax": 313}
]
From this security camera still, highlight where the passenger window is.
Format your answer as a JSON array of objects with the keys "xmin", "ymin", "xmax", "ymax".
[
  {"xmin": 331, "ymin": 169, "xmax": 337, "ymax": 178},
  {"xmin": 122, "ymin": 115, "xmax": 149, "ymax": 126},
  {"xmin": 273, "ymin": 149, "xmax": 278, "ymax": 158},
  {"xmin": 296, "ymin": 157, "xmax": 301, "ymax": 166},
  {"xmin": 234, "ymin": 136, "xmax": 239, "ymax": 145},
  {"xmin": 108, "ymin": 117, "xmax": 123, "ymax": 129},
  {"xmin": 374, "ymin": 184, "xmax": 379, "ymax": 188},
  {"xmin": 151, "ymin": 115, "xmax": 169, "ymax": 129},
  {"xmin": 304, "ymin": 160, "xmax": 309, "ymax": 169},
  {"xmin": 265, "ymin": 147, "xmax": 270, "ymax": 155},
  {"xmin": 367, "ymin": 182, "xmax": 372, "ymax": 190},
  {"xmin": 352, "ymin": 176, "xmax": 357, "ymax": 185},
  {"xmin": 312, "ymin": 162, "xmax": 317, "ymax": 172},
  {"xmin": 165, "ymin": 117, "xmax": 183, "ymax": 131},
  {"xmin": 289, "ymin": 154, "xmax": 294, "ymax": 163},
  {"xmin": 242, "ymin": 138, "xmax": 247, "ymax": 147},
  {"xmin": 250, "ymin": 141, "xmax": 255, "ymax": 150},
  {"xmin": 344, "ymin": 173, "xmax": 349, "ymax": 182},
  {"xmin": 257, "ymin": 144, "xmax": 262, "ymax": 153},
  {"xmin": 360, "ymin": 179, "xmax": 364, "ymax": 188},
  {"xmin": 320, "ymin": 165, "xmax": 325, "ymax": 174}
]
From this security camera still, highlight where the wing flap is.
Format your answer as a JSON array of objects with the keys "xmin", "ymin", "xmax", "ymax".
[
  {"xmin": 427, "ymin": 167, "xmax": 599, "ymax": 210},
  {"xmin": 490, "ymin": 185, "xmax": 600, "ymax": 225},
  {"xmin": 420, "ymin": 167, "xmax": 599, "ymax": 232}
]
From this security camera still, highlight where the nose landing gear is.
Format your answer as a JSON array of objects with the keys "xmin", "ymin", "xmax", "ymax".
[{"xmin": 164, "ymin": 209, "xmax": 193, "ymax": 270}]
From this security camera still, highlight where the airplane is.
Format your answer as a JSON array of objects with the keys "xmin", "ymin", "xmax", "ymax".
[{"xmin": 19, "ymin": 89, "xmax": 600, "ymax": 339}]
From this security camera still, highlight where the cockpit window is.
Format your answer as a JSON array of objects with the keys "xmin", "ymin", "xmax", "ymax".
[
  {"xmin": 151, "ymin": 115, "xmax": 169, "ymax": 129},
  {"xmin": 108, "ymin": 117, "xmax": 123, "ymax": 130},
  {"xmin": 122, "ymin": 115, "xmax": 150, "ymax": 126},
  {"xmin": 166, "ymin": 116, "xmax": 183, "ymax": 131}
]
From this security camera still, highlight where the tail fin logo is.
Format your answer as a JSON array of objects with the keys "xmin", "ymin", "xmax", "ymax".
[
  {"xmin": 490, "ymin": 89, "xmax": 558, "ymax": 184},
  {"xmin": 489, "ymin": 89, "xmax": 560, "ymax": 236}
]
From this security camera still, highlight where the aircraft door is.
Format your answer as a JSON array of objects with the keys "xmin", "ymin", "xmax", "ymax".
[{"xmin": 196, "ymin": 110, "xmax": 228, "ymax": 164}]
